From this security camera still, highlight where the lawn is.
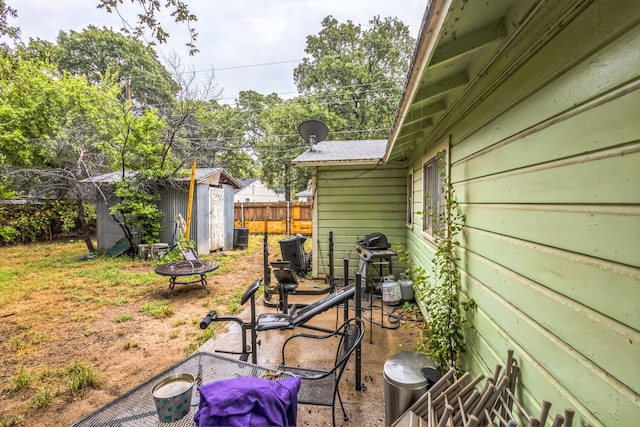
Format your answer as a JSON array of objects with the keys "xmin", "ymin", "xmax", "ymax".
[{"xmin": 0, "ymin": 234, "xmax": 279, "ymax": 427}]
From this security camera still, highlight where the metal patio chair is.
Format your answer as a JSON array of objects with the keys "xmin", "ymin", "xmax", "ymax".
[{"xmin": 277, "ymin": 317, "xmax": 365, "ymax": 427}]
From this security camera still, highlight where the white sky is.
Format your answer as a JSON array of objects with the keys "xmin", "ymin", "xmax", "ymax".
[{"xmin": 7, "ymin": 0, "xmax": 426, "ymax": 104}]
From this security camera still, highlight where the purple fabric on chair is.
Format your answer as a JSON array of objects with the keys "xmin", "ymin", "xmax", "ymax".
[{"xmin": 194, "ymin": 376, "xmax": 301, "ymax": 427}]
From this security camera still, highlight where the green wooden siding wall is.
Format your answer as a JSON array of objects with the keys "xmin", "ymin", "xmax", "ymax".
[
  {"xmin": 404, "ymin": 2, "xmax": 640, "ymax": 426},
  {"xmin": 313, "ymin": 164, "xmax": 407, "ymax": 279}
]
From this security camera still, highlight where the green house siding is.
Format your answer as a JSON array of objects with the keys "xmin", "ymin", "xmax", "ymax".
[
  {"xmin": 313, "ymin": 164, "xmax": 407, "ymax": 279},
  {"xmin": 398, "ymin": 1, "xmax": 640, "ymax": 426}
]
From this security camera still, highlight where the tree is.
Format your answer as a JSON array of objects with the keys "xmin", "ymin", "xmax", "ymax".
[
  {"xmin": 194, "ymin": 100, "xmax": 259, "ymax": 178},
  {"xmin": 256, "ymin": 98, "xmax": 346, "ymax": 200},
  {"xmin": 0, "ymin": 0, "xmax": 18, "ymax": 49},
  {"xmin": 97, "ymin": 0, "xmax": 198, "ymax": 54},
  {"xmin": 0, "ymin": 53, "xmax": 172, "ymax": 251},
  {"xmin": 294, "ymin": 15, "xmax": 414, "ymax": 139},
  {"xmin": 0, "ymin": 55, "xmax": 126, "ymax": 250},
  {"xmin": 53, "ymin": 26, "xmax": 178, "ymax": 108},
  {"xmin": 2, "ymin": 1, "xmax": 198, "ymax": 54}
]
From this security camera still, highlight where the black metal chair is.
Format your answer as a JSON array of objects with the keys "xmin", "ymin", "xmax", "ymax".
[{"xmin": 278, "ymin": 317, "xmax": 364, "ymax": 427}]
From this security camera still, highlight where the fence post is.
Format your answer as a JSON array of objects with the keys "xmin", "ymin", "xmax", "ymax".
[{"xmin": 286, "ymin": 201, "xmax": 291, "ymax": 235}]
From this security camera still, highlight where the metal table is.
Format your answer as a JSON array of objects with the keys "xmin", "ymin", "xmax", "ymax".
[
  {"xmin": 155, "ymin": 260, "xmax": 219, "ymax": 296},
  {"xmin": 71, "ymin": 352, "xmax": 293, "ymax": 427}
]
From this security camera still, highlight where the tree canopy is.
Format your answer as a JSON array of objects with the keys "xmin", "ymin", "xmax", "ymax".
[
  {"xmin": 294, "ymin": 15, "xmax": 414, "ymax": 139},
  {"xmin": 53, "ymin": 26, "xmax": 179, "ymax": 108},
  {"xmin": 0, "ymin": 7, "xmax": 416, "ymax": 245}
]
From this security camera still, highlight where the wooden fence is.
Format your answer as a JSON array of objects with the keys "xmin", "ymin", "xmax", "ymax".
[{"xmin": 234, "ymin": 201, "xmax": 312, "ymax": 235}]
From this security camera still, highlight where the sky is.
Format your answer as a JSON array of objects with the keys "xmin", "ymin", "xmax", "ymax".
[{"xmin": 7, "ymin": 0, "xmax": 427, "ymax": 104}]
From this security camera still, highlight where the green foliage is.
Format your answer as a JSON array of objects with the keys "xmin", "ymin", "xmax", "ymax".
[
  {"xmin": 0, "ymin": 414, "xmax": 24, "ymax": 427},
  {"xmin": 53, "ymin": 26, "xmax": 179, "ymax": 107},
  {"xmin": 113, "ymin": 314, "xmax": 133, "ymax": 323},
  {"xmin": 30, "ymin": 386, "xmax": 57, "ymax": 409},
  {"xmin": 97, "ymin": 0, "xmax": 199, "ymax": 55},
  {"xmin": 294, "ymin": 15, "xmax": 414, "ymax": 139},
  {"xmin": 0, "ymin": 201, "xmax": 95, "ymax": 245},
  {"xmin": 138, "ymin": 300, "xmax": 174, "ymax": 318},
  {"xmin": 401, "ymin": 171, "xmax": 476, "ymax": 372},
  {"xmin": 11, "ymin": 366, "xmax": 31, "ymax": 391},
  {"xmin": 65, "ymin": 360, "xmax": 101, "ymax": 397},
  {"xmin": 109, "ymin": 179, "xmax": 164, "ymax": 244},
  {"xmin": 254, "ymin": 97, "xmax": 346, "ymax": 199},
  {"xmin": 0, "ymin": 1, "xmax": 20, "ymax": 50}
]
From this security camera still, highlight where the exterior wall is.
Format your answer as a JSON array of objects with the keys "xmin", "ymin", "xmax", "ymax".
[
  {"xmin": 158, "ymin": 185, "xmax": 190, "ymax": 247},
  {"xmin": 95, "ymin": 191, "xmax": 126, "ymax": 253},
  {"xmin": 159, "ymin": 183, "xmax": 234, "ymax": 253},
  {"xmin": 233, "ymin": 181, "xmax": 279, "ymax": 203},
  {"xmin": 405, "ymin": 3, "xmax": 640, "ymax": 426},
  {"xmin": 312, "ymin": 163, "xmax": 407, "ymax": 280},
  {"xmin": 223, "ymin": 184, "xmax": 235, "ymax": 250}
]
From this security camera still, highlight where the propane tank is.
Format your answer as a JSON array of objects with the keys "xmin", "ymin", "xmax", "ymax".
[
  {"xmin": 398, "ymin": 273, "xmax": 414, "ymax": 301},
  {"xmin": 381, "ymin": 275, "xmax": 402, "ymax": 306}
]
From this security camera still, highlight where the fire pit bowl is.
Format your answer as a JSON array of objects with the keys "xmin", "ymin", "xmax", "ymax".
[{"xmin": 151, "ymin": 373, "xmax": 194, "ymax": 423}]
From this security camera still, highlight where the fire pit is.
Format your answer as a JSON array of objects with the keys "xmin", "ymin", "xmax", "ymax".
[{"xmin": 155, "ymin": 259, "xmax": 219, "ymax": 296}]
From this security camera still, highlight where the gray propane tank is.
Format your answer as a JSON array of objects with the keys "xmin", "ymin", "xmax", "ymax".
[
  {"xmin": 398, "ymin": 273, "xmax": 414, "ymax": 301},
  {"xmin": 381, "ymin": 275, "xmax": 402, "ymax": 305}
]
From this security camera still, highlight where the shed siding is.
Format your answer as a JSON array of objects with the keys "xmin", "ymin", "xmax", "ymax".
[
  {"xmin": 313, "ymin": 163, "xmax": 407, "ymax": 278},
  {"xmin": 158, "ymin": 186, "xmax": 190, "ymax": 247},
  {"xmin": 406, "ymin": 3, "xmax": 640, "ymax": 426}
]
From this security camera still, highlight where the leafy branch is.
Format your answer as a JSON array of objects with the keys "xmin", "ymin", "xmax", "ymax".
[{"xmin": 400, "ymin": 167, "xmax": 475, "ymax": 372}]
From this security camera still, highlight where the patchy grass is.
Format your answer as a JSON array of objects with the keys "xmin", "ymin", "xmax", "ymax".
[
  {"xmin": 113, "ymin": 314, "xmax": 133, "ymax": 323},
  {"xmin": 138, "ymin": 300, "xmax": 173, "ymax": 318},
  {"xmin": 0, "ymin": 234, "xmax": 284, "ymax": 426}
]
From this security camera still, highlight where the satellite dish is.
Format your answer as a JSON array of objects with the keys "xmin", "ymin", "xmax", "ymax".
[{"xmin": 298, "ymin": 120, "xmax": 329, "ymax": 145}]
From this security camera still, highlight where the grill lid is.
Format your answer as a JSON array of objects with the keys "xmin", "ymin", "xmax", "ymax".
[{"xmin": 358, "ymin": 232, "xmax": 391, "ymax": 250}]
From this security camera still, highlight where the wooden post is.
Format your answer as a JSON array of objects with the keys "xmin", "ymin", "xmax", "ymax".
[{"xmin": 185, "ymin": 161, "xmax": 196, "ymax": 241}]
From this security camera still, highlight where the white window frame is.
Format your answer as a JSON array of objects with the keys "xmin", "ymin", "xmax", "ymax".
[
  {"xmin": 421, "ymin": 138, "xmax": 449, "ymax": 239},
  {"xmin": 406, "ymin": 171, "xmax": 413, "ymax": 227}
]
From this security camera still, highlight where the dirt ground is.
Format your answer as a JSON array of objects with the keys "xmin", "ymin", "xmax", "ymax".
[{"xmin": 0, "ymin": 237, "xmax": 424, "ymax": 426}]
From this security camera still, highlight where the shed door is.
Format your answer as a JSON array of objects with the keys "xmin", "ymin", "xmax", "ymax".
[{"xmin": 209, "ymin": 187, "xmax": 225, "ymax": 251}]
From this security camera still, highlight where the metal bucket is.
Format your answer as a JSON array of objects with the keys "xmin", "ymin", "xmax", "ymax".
[
  {"xmin": 383, "ymin": 352, "xmax": 436, "ymax": 427},
  {"xmin": 151, "ymin": 373, "xmax": 194, "ymax": 423}
]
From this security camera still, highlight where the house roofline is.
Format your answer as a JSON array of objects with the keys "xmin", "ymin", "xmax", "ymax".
[{"xmin": 384, "ymin": 0, "xmax": 453, "ymax": 163}]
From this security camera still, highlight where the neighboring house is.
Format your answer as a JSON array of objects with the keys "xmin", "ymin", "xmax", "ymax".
[
  {"xmin": 294, "ymin": 189, "xmax": 312, "ymax": 202},
  {"xmin": 234, "ymin": 178, "xmax": 280, "ymax": 203},
  {"xmin": 87, "ymin": 168, "xmax": 241, "ymax": 255},
  {"xmin": 294, "ymin": 1, "xmax": 640, "ymax": 426}
]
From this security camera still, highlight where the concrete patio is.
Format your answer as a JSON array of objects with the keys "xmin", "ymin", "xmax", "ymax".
[{"xmin": 199, "ymin": 278, "xmax": 424, "ymax": 427}]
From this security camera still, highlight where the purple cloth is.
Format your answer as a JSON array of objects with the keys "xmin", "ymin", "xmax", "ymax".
[{"xmin": 194, "ymin": 376, "xmax": 301, "ymax": 427}]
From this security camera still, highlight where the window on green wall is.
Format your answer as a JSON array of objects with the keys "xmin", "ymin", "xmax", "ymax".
[
  {"xmin": 406, "ymin": 172, "xmax": 413, "ymax": 226},
  {"xmin": 422, "ymin": 152, "xmax": 446, "ymax": 236}
]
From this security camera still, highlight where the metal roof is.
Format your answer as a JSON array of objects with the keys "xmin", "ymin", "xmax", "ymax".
[
  {"xmin": 292, "ymin": 139, "xmax": 387, "ymax": 167},
  {"xmin": 83, "ymin": 168, "xmax": 241, "ymax": 189}
]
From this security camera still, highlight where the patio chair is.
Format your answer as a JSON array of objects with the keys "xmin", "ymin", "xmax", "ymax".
[{"xmin": 277, "ymin": 317, "xmax": 365, "ymax": 427}]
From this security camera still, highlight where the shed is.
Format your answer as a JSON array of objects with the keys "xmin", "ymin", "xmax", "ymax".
[{"xmin": 87, "ymin": 168, "xmax": 241, "ymax": 255}]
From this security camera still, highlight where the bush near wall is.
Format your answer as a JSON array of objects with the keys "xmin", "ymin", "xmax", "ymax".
[{"xmin": 0, "ymin": 200, "xmax": 96, "ymax": 245}]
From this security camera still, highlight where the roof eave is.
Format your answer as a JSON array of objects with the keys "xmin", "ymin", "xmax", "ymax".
[
  {"xmin": 293, "ymin": 159, "xmax": 383, "ymax": 167},
  {"xmin": 384, "ymin": 0, "xmax": 453, "ymax": 163}
]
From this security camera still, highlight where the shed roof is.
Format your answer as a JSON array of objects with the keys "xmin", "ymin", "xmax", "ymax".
[
  {"xmin": 84, "ymin": 168, "xmax": 241, "ymax": 189},
  {"xmin": 292, "ymin": 139, "xmax": 387, "ymax": 167}
]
